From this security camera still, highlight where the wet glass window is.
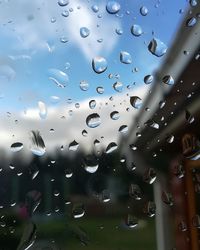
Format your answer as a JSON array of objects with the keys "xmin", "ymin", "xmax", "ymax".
[{"xmin": 0, "ymin": 0, "xmax": 200, "ymax": 249}]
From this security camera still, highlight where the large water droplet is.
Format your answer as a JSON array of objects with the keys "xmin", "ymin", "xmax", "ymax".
[
  {"xmin": 144, "ymin": 119, "xmax": 159, "ymax": 129},
  {"xmin": 115, "ymin": 28, "xmax": 123, "ymax": 35},
  {"xmin": 58, "ymin": 0, "xmax": 69, "ymax": 7},
  {"xmin": 83, "ymin": 155, "xmax": 99, "ymax": 173},
  {"xmin": 91, "ymin": 4, "xmax": 99, "ymax": 13},
  {"xmin": 69, "ymin": 140, "xmax": 79, "ymax": 151},
  {"xmin": 190, "ymin": 0, "xmax": 197, "ymax": 7},
  {"xmin": 110, "ymin": 111, "xmax": 120, "ymax": 120},
  {"xmin": 106, "ymin": 142, "xmax": 118, "ymax": 154},
  {"xmin": 129, "ymin": 184, "xmax": 142, "ymax": 200},
  {"xmin": 65, "ymin": 168, "xmax": 73, "ymax": 178},
  {"xmin": 25, "ymin": 190, "xmax": 41, "ymax": 216},
  {"xmin": 80, "ymin": 27, "xmax": 90, "ymax": 38},
  {"xmin": 86, "ymin": 113, "xmax": 101, "ymax": 128},
  {"xmin": 61, "ymin": 10, "xmax": 69, "ymax": 17},
  {"xmin": 159, "ymin": 100, "xmax": 166, "ymax": 109},
  {"xmin": 80, "ymin": 80, "xmax": 89, "ymax": 91},
  {"xmin": 131, "ymin": 24, "xmax": 143, "ymax": 36},
  {"xmin": 119, "ymin": 125, "xmax": 128, "ymax": 134},
  {"xmin": 148, "ymin": 38, "xmax": 167, "ymax": 57},
  {"xmin": 38, "ymin": 101, "xmax": 47, "ymax": 119},
  {"xmin": 143, "ymin": 168, "xmax": 157, "ymax": 184},
  {"xmin": 144, "ymin": 74, "xmax": 154, "ymax": 84},
  {"xmin": 92, "ymin": 57, "xmax": 107, "ymax": 74},
  {"xmin": 72, "ymin": 204, "xmax": 85, "ymax": 219},
  {"xmin": 125, "ymin": 214, "xmax": 138, "ymax": 228},
  {"xmin": 140, "ymin": 6, "xmax": 148, "ymax": 16},
  {"xmin": 10, "ymin": 142, "xmax": 23, "ymax": 152},
  {"xmin": 144, "ymin": 201, "xmax": 156, "ymax": 217},
  {"xmin": 162, "ymin": 191, "xmax": 173, "ymax": 206},
  {"xmin": 89, "ymin": 100, "xmax": 96, "ymax": 109},
  {"xmin": 106, "ymin": 1, "xmax": 121, "ymax": 14},
  {"xmin": 162, "ymin": 75, "xmax": 174, "ymax": 85},
  {"xmin": 96, "ymin": 86, "xmax": 104, "ymax": 94},
  {"xmin": 130, "ymin": 96, "xmax": 142, "ymax": 109},
  {"xmin": 101, "ymin": 190, "xmax": 111, "ymax": 203},
  {"xmin": 113, "ymin": 81, "xmax": 123, "ymax": 92},
  {"xmin": 30, "ymin": 130, "xmax": 46, "ymax": 156},
  {"xmin": 185, "ymin": 110, "xmax": 195, "ymax": 124},
  {"xmin": 166, "ymin": 134, "xmax": 174, "ymax": 143},
  {"xmin": 48, "ymin": 68, "xmax": 69, "ymax": 88},
  {"xmin": 186, "ymin": 17, "xmax": 197, "ymax": 27},
  {"xmin": 120, "ymin": 51, "xmax": 132, "ymax": 64}
]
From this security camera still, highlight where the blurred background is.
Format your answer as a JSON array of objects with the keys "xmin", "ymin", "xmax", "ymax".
[{"xmin": 0, "ymin": 0, "xmax": 200, "ymax": 249}]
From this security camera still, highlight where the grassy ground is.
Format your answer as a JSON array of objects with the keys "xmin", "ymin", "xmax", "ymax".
[
  {"xmin": 0, "ymin": 215, "xmax": 156, "ymax": 249},
  {"xmin": 37, "ymin": 216, "xmax": 157, "ymax": 250}
]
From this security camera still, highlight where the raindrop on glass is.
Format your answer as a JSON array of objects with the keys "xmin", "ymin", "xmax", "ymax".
[
  {"xmin": 186, "ymin": 17, "xmax": 197, "ymax": 27},
  {"xmin": 30, "ymin": 130, "xmax": 46, "ymax": 156},
  {"xmin": 80, "ymin": 27, "xmax": 90, "ymax": 38},
  {"xmin": 58, "ymin": 0, "xmax": 69, "ymax": 7},
  {"xmin": 92, "ymin": 57, "xmax": 107, "ymax": 74},
  {"xmin": 144, "ymin": 119, "xmax": 159, "ymax": 129},
  {"xmin": 130, "ymin": 96, "xmax": 142, "ymax": 109},
  {"xmin": 89, "ymin": 100, "xmax": 96, "ymax": 109},
  {"xmin": 101, "ymin": 190, "xmax": 111, "ymax": 203},
  {"xmin": 48, "ymin": 68, "xmax": 69, "ymax": 88},
  {"xmin": 110, "ymin": 111, "xmax": 120, "ymax": 120},
  {"xmin": 143, "ymin": 168, "xmax": 157, "ymax": 184},
  {"xmin": 80, "ymin": 80, "xmax": 89, "ymax": 91},
  {"xmin": 144, "ymin": 74, "xmax": 154, "ymax": 84},
  {"xmin": 96, "ymin": 86, "xmax": 104, "ymax": 94},
  {"xmin": 38, "ymin": 101, "xmax": 47, "ymax": 119},
  {"xmin": 162, "ymin": 191, "xmax": 173, "ymax": 206},
  {"xmin": 162, "ymin": 75, "xmax": 174, "ymax": 85},
  {"xmin": 190, "ymin": 0, "xmax": 197, "ymax": 7},
  {"xmin": 148, "ymin": 38, "xmax": 167, "ymax": 57},
  {"xmin": 91, "ymin": 4, "xmax": 99, "ymax": 13},
  {"xmin": 113, "ymin": 81, "xmax": 123, "ymax": 92},
  {"xmin": 86, "ymin": 113, "xmax": 101, "ymax": 128},
  {"xmin": 125, "ymin": 214, "xmax": 138, "ymax": 228},
  {"xmin": 65, "ymin": 168, "xmax": 73, "ymax": 178},
  {"xmin": 10, "ymin": 142, "xmax": 23, "ymax": 152},
  {"xmin": 69, "ymin": 140, "xmax": 79, "ymax": 151},
  {"xmin": 140, "ymin": 6, "xmax": 148, "ymax": 16},
  {"xmin": 144, "ymin": 201, "xmax": 156, "ymax": 217},
  {"xmin": 119, "ymin": 125, "xmax": 128, "ymax": 134},
  {"xmin": 129, "ymin": 184, "xmax": 142, "ymax": 200},
  {"xmin": 120, "ymin": 51, "xmax": 132, "ymax": 64},
  {"xmin": 185, "ymin": 110, "xmax": 195, "ymax": 124},
  {"xmin": 105, "ymin": 142, "xmax": 118, "ymax": 154},
  {"xmin": 106, "ymin": 1, "xmax": 121, "ymax": 14},
  {"xmin": 61, "ymin": 10, "xmax": 69, "ymax": 17},
  {"xmin": 166, "ymin": 134, "xmax": 174, "ymax": 144},
  {"xmin": 72, "ymin": 204, "xmax": 85, "ymax": 219},
  {"xmin": 83, "ymin": 155, "xmax": 99, "ymax": 173},
  {"xmin": 115, "ymin": 28, "xmax": 123, "ymax": 35},
  {"xmin": 131, "ymin": 24, "xmax": 143, "ymax": 36}
]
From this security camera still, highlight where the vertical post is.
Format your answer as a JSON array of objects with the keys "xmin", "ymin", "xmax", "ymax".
[
  {"xmin": 185, "ymin": 161, "xmax": 199, "ymax": 250},
  {"xmin": 154, "ymin": 175, "xmax": 173, "ymax": 250}
]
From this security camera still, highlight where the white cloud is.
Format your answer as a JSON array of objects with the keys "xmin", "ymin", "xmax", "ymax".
[
  {"xmin": 0, "ymin": 85, "xmax": 150, "ymax": 159},
  {"xmin": 0, "ymin": 0, "xmax": 121, "ymax": 60}
]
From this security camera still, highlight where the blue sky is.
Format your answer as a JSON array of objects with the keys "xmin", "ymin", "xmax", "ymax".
[{"xmin": 0, "ymin": 0, "xmax": 188, "ymax": 112}]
